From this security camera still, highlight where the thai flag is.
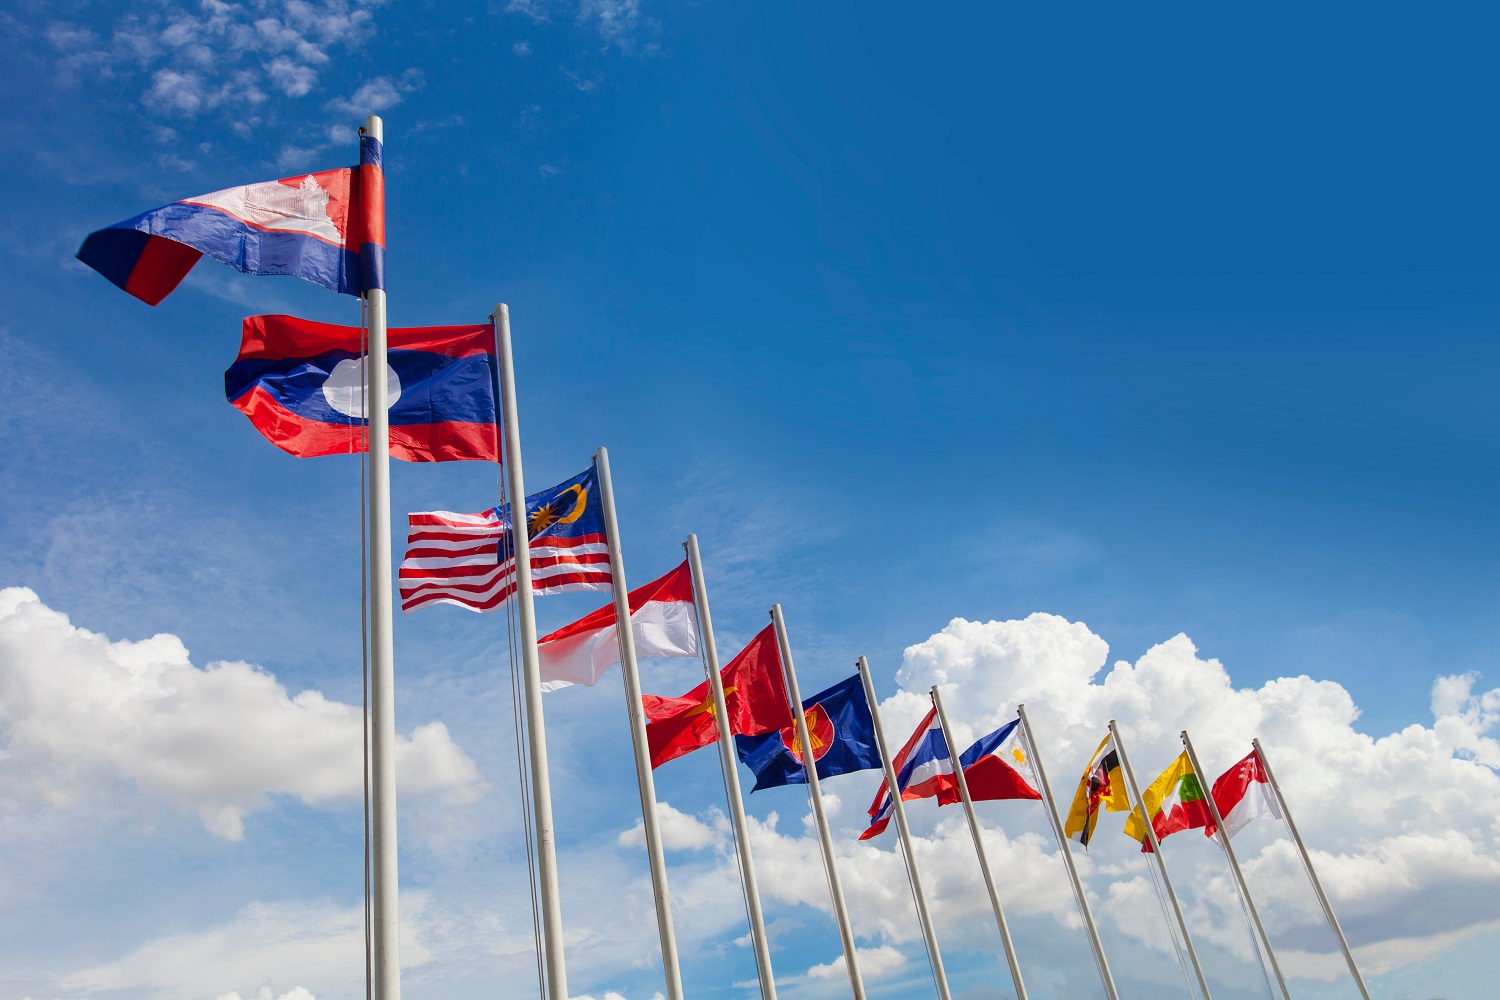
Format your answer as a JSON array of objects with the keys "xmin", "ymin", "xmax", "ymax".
[
  {"xmin": 77, "ymin": 135, "xmax": 384, "ymax": 304},
  {"xmin": 225, "ymin": 314, "xmax": 499, "ymax": 462},
  {"xmin": 861, "ymin": 707, "xmax": 956, "ymax": 840}
]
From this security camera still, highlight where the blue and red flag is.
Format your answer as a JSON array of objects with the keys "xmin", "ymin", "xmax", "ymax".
[
  {"xmin": 735, "ymin": 673, "xmax": 880, "ymax": 792},
  {"xmin": 76, "ymin": 134, "xmax": 385, "ymax": 304},
  {"xmin": 860, "ymin": 707, "xmax": 955, "ymax": 840},
  {"xmin": 225, "ymin": 314, "xmax": 498, "ymax": 462},
  {"xmin": 949, "ymin": 717, "xmax": 1042, "ymax": 805}
]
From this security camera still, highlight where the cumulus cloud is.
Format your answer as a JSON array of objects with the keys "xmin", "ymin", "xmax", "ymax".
[
  {"xmin": 44, "ymin": 1, "xmax": 380, "ymax": 125},
  {"xmin": 640, "ymin": 613, "xmax": 1500, "ymax": 989},
  {"xmin": 0, "ymin": 587, "xmax": 482, "ymax": 839},
  {"xmin": 618, "ymin": 802, "xmax": 723, "ymax": 852},
  {"xmin": 328, "ymin": 69, "xmax": 424, "ymax": 117},
  {"xmin": 63, "ymin": 895, "xmax": 433, "ymax": 999},
  {"xmin": 806, "ymin": 944, "xmax": 906, "ymax": 981}
]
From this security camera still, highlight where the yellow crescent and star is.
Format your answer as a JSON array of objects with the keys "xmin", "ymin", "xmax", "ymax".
[{"xmin": 527, "ymin": 484, "xmax": 588, "ymax": 536}]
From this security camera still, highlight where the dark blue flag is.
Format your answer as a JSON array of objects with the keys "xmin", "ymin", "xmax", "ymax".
[{"xmin": 735, "ymin": 673, "xmax": 880, "ymax": 791}]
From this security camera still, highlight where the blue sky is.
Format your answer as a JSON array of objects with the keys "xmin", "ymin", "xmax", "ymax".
[{"xmin": 1, "ymin": 2, "xmax": 1498, "ymax": 999}]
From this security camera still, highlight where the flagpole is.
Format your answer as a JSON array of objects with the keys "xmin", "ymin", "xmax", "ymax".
[
  {"xmin": 360, "ymin": 114, "xmax": 402, "ymax": 1000},
  {"xmin": 594, "ymin": 446, "xmax": 685, "ymax": 1000},
  {"xmin": 1181, "ymin": 732, "xmax": 1289, "ymax": 1000},
  {"xmin": 494, "ymin": 304, "xmax": 569, "ymax": 1000},
  {"xmin": 930, "ymin": 688, "xmax": 1028, "ymax": 1000},
  {"xmin": 1110, "ymin": 720, "xmax": 1214, "ymax": 1000},
  {"xmin": 1015, "ymin": 705, "xmax": 1120, "ymax": 1000},
  {"xmin": 770, "ymin": 604, "xmax": 866, "ymax": 1000},
  {"xmin": 1253, "ymin": 739, "xmax": 1371, "ymax": 1000},
  {"xmin": 684, "ymin": 535, "xmax": 778, "ymax": 1000}
]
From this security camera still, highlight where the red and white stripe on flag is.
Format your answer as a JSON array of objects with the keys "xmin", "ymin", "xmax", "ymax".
[
  {"xmin": 537, "ymin": 561, "xmax": 698, "ymax": 692},
  {"xmin": 1206, "ymin": 748, "xmax": 1282, "ymax": 840},
  {"xmin": 398, "ymin": 509, "xmax": 610, "ymax": 614}
]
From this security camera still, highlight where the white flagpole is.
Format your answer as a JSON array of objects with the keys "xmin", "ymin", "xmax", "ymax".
[
  {"xmin": 1180, "ymin": 732, "xmax": 1289, "ymax": 1000},
  {"xmin": 930, "ymin": 688, "xmax": 1028, "ymax": 1000},
  {"xmin": 856, "ymin": 657, "xmax": 951, "ymax": 1000},
  {"xmin": 684, "ymin": 534, "xmax": 777, "ymax": 1000},
  {"xmin": 1016, "ymin": 704, "xmax": 1119, "ymax": 1000},
  {"xmin": 594, "ymin": 446, "xmax": 685, "ymax": 1000},
  {"xmin": 361, "ymin": 114, "xmax": 401, "ymax": 1000},
  {"xmin": 770, "ymin": 604, "xmax": 866, "ymax": 1000},
  {"xmin": 1110, "ymin": 720, "xmax": 1214, "ymax": 1000},
  {"xmin": 494, "ymin": 304, "xmax": 569, "ymax": 1000},
  {"xmin": 1253, "ymin": 739, "xmax": 1372, "ymax": 1000}
]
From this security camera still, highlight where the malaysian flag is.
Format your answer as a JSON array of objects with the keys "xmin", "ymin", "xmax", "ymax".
[{"xmin": 400, "ymin": 466, "xmax": 611, "ymax": 613}]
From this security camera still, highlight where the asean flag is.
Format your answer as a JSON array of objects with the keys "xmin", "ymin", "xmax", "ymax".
[
  {"xmin": 225, "ymin": 314, "xmax": 498, "ymax": 462},
  {"xmin": 642, "ymin": 624, "xmax": 793, "ymax": 769},
  {"xmin": 77, "ymin": 135, "xmax": 384, "ymax": 304}
]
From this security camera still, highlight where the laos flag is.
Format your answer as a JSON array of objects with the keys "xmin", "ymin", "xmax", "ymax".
[
  {"xmin": 225, "ymin": 314, "xmax": 498, "ymax": 462},
  {"xmin": 76, "ymin": 134, "xmax": 384, "ymax": 304}
]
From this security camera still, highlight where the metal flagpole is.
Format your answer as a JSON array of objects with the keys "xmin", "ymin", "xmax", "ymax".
[
  {"xmin": 856, "ymin": 658, "xmax": 952, "ymax": 1000},
  {"xmin": 1110, "ymin": 720, "xmax": 1214, "ymax": 1000},
  {"xmin": 594, "ymin": 446, "xmax": 685, "ymax": 1000},
  {"xmin": 494, "ymin": 304, "xmax": 569, "ymax": 1000},
  {"xmin": 931, "ymin": 688, "xmax": 1028, "ymax": 1000},
  {"xmin": 1253, "ymin": 739, "xmax": 1372, "ymax": 1000},
  {"xmin": 361, "ymin": 114, "xmax": 402, "ymax": 1000},
  {"xmin": 684, "ymin": 535, "xmax": 778, "ymax": 1000},
  {"xmin": 770, "ymin": 604, "xmax": 866, "ymax": 1000},
  {"xmin": 1180, "ymin": 733, "xmax": 1289, "ymax": 1000},
  {"xmin": 1016, "ymin": 705, "xmax": 1120, "ymax": 1000}
]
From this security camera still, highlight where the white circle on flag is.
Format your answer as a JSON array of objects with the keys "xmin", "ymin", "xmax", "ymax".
[{"xmin": 323, "ymin": 358, "xmax": 401, "ymax": 417}]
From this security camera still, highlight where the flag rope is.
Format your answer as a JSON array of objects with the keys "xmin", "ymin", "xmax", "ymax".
[
  {"xmin": 1223, "ymin": 862, "xmax": 1278, "ymax": 1000},
  {"xmin": 495, "ymin": 419, "xmax": 546, "ymax": 1000},
  {"xmin": 1140, "ymin": 842, "xmax": 1198, "ymax": 1000},
  {"xmin": 359, "ymin": 296, "xmax": 374, "ymax": 1000},
  {"xmin": 696, "ymin": 632, "xmax": 764, "ymax": 992}
]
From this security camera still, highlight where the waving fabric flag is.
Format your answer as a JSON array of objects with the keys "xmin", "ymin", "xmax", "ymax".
[
  {"xmin": 951, "ymin": 717, "xmax": 1043, "ymax": 804},
  {"xmin": 537, "ymin": 561, "xmax": 699, "ymax": 693},
  {"xmin": 735, "ymin": 674, "xmax": 880, "ymax": 792},
  {"xmin": 226, "ymin": 314, "xmax": 498, "ymax": 461},
  {"xmin": 399, "ymin": 466, "xmax": 609, "ymax": 614},
  {"xmin": 77, "ymin": 135, "xmax": 385, "ymax": 304},
  {"xmin": 860, "ymin": 707, "xmax": 954, "ymax": 840},
  {"xmin": 1064, "ymin": 733, "xmax": 1130, "ymax": 847},
  {"xmin": 642, "ymin": 624, "xmax": 792, "ymax": 768},
  {"xmin": 1123, "ymin": 752, "xmax": 1212, "ymax": 852},
  {"xmin": 1205, "ymin": 749, "xmax": 1281, "ymax": 840}
]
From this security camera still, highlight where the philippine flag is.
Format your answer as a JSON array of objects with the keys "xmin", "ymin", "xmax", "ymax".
[
  {"xmin": 77, "ymin": 135, "xmax": 384, "ymax": 304},
  {"xmin": 950, "ymin": 717, "xmax": 1042, "ymax": 804},
  {"xmin": 225, "ymin": 314, "xmax": 498, "ymax": 461},
  {"xmin": 861, "ymin": 708, "xmax": 955, "ymax": 840}
]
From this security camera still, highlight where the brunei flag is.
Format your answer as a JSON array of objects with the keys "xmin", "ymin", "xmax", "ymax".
[
  {"xmin": 1124, "ymin": 751, "xmax": 1212, "ymax": 853},
  {"xmin": 1064, "ymin": 733, "xmax": 1130, "ymax": 847}
]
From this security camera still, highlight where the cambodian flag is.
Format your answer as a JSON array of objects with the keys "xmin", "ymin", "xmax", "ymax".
[
  {"xmin": 225, "ymin": 314, "xmax": 498, "ymax": 461},
  {"xmin": 77, "ymin": 135, "xmax": 384, "ymax": 304}
]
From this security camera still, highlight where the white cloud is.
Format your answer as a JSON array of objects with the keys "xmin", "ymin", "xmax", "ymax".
[
  {"xmin": 45, "ymin": 1, "xmax": 379, "ymax": 124},
  {"xmin": 641, "ymin": 613, "xmax": 1500, "ymax": 986},
  {"xmin": 806, "ymin": 944, "xmax": 907, "ymax": 981},
  {"xmin": 0, "ymin": 587, "xmax": 482, "ymax": 839},
  {"xmin": 513, "ymin": 40, "xmax": 532, "ymax": 56},
  {"xmin": 618, "ymin": 802, "xmax": 724, "ymax": 852},
  {"xmin": 63, "ymin": 895, "xmax": 433, "ymax": 999},
  {"xmin": 328, "ymin": 70, "xmax": 425, "ymax": 117}
]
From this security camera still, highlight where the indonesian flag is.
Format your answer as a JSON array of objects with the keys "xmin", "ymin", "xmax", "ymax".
[
  {"xmin": 1123, "ymin": 751, "xmax": 1212, "ymax": 853},
  {"xmin": 1205, "ymin": 748, "xmax": 1281, "ymax": 840},
  {"xmin": 642, "ymin": 624, "xmax": 794, "ymax": 769},
  {"xmin": 537, "ymin": 561, "xmax": 697, "ymax": 692}
]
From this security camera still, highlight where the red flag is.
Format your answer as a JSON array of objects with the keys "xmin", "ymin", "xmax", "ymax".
[{"xmin": 643, "ymin": 624, "xmax": 794, "ymax": 768}]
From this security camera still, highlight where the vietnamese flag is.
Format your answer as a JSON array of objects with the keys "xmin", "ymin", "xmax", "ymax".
[{"xmin": 643, "ymin": 624, "xmax": 794, "ymax": 768}]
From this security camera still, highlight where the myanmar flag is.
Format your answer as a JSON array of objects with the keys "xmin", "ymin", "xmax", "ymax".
[{"xmin": 1123, "ymin": 752, "xmax": 1211, "ymax": 853}]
